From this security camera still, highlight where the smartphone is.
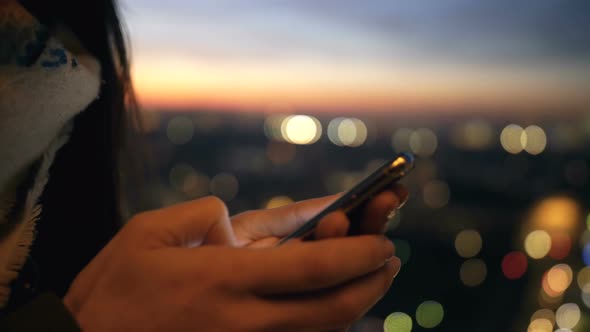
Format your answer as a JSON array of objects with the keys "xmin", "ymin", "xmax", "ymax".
[{"xmin": 277, "ymin": 152, "xmax": 415, "ymax": 245}]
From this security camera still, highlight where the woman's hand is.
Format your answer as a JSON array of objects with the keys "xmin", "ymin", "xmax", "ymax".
[
  {"xmin": 64, "ymin": 196, "xmax": 401, "ymax": 332},
  {"xmin": 232, "ymin": 184, "xmax": 409, "ymax": 248}
]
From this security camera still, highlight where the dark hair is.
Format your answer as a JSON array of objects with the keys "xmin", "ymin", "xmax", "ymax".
[{"xmin": 18, "ymin": 0, "xmax": 144, "ymax": 296}]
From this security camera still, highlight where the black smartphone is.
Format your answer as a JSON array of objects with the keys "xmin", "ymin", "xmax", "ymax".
[{"xmin": 277, "ymin": 152, "xmax": 415, "ymax": 245}]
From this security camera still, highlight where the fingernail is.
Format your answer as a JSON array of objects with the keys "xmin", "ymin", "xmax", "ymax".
[
  {"xmin": 392, "ymin": 263, "xmax": 401, "ymax": 278},
  {"xmin": 386, "ymin": 256, "xmax": 402, "ymax": 278},
  {"xmin": 398, "ymin": 197, "xmax": 408, "ymax": 209},
  {"xmin": 386, "ymin": 207, "xmax": 399, "ymax": 221}
]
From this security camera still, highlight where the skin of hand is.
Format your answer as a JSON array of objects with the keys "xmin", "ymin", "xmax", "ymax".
[{"xmin": 63, "ymin": 186, "xmax": 407, "ymax": 332}]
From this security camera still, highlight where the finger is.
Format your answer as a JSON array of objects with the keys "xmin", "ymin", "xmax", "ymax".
[
  {"xmin": 265, "ymin": 258, "xmax": 401, "ymax": 331},
  {"xmin": 232, "ymin": 194, "xmax": 341, "ymax": 241},
  {"xmin": 238, "ymin": 235, "xmax": 395, "ymax": 294},
  {"xmin": 360, "ymin": 190, "xmax": 400, "ymax": 234},
  {"xmin": 134, "ymin": 196, "xmax": 236, "ymax": 248},
  {"xmin": 314, "ymin": 210, "xmax": 349, "ymax": 240}
]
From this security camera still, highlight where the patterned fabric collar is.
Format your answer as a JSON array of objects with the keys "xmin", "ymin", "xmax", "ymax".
[{"xmin": 0, "ymin": 2, "xmax": 101, "ymax": 307}]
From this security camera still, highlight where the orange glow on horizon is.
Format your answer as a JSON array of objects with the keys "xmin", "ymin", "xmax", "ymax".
[{"xmin": 132, "ymin": 56, "xmax": 590, "ymax": 114}]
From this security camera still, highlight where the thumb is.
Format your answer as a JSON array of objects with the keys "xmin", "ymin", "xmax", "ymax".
[
  {"xmin": 137, "ymin": 196, "xmax": 236, "ymax": 247},
  {"xmin": 232, "ymin": 194, "xmax": 341, "ymax": 240}
]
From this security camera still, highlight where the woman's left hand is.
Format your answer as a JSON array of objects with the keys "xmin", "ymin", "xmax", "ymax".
[{"xmin": 231, "ymin": 184, "xmax": 409, "ymax": 248}]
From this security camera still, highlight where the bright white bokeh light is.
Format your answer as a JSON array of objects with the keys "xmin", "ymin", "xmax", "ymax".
[{"xmin": 281, "ymin": 115, "xmax": 322, "ymax": 145}]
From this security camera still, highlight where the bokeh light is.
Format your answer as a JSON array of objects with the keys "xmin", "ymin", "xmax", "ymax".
[
  {"xmin": 454, "ymin": 229, "xmax": 483, "ymax": 258},
  {"xmin": 327, "ymin": 118, "xmax": 368, "ymax": 147},
  {"xmin": 544, "ymin": 264, "xmax": 573, "ymax": 295},
  {"xmin": 384, "ymin": 312, "xmax": 412, "ymax": 332},
  {"xmin": 415, "ymin": 301, "xmax": 444, "ymax": 329},
  {"xmin": 167, "ymin": 116, "xmax": 194, "ymax": 145},
  {"xmin": 500, "ymin": 124, "xmax": 525, "ymax": 154},
  {"xmin": 169, "ymin": 163, "xmax": 210, "ymax": 198},
  {"xmin": 524, "ymin": 230, "xmax": 552, "ymax": 259},
  {"xmin": 580, "ymin": 230, "xmax": 590, "ymax": 248},
  {"xmin": 583, "ymin": 243, "xmax": 590, "ymax": 266},
  {"xmin": 522, "ymin": 125, "xmax": 547, "ymax": 155},
  {"xmin": 548, "ymin": 233, "xmax": 572, "ymax": 260},
  {"xmin": 209, "ymin": 173, "xmax": 239, "ymax": 202},
  {"xmin": 555, "ymin": 303, "xmax": 580, "ymax": 329},
  {"xmin": 460, "ymin": 258, "xmax": 487, "ymax": 287},
  {"xmin": 264, "ymin": 196, "xmax": 294, "ymax": 209},
  {"xmin": 527, "ymin": 318, "xmax": 553, "ymax": 332},
  {"xmin": 281, "ymin": 115, "xmax": 322, "ymax": 145},
  {"xmin": 531, "ymin": 309, "xmax": 555, "ymax": 327},
  {"xmin": 450, "ymin": 120, "xmax": 494, "ymax": 151},
  {"xmin": 577, "ymin": 267, "xmax": 590, "ymax": 290},
  {"xmin": 528, "ymin": 196, "xmax": 581, "ymax": 233},
  {"xmin": 181, "ymin": 173, "xmax": 210, "ymax": 198},
  {"xmin": 502, "ymin": 251, "xmax": 528, "ymax": 280},
  {"xmin": 581, "ymin": 284, "xmax": 590, "ymax": 309},
  {"xmin": 423, "ymin": 180, "xmax": 450, "ymax": 209},
  {"xmin": 264, "ymin": 114, "xmax": 288, "ymax": 141},
  {"xmin": 409, "ymin": 128, "xmax": 438, "ymax": 157}
]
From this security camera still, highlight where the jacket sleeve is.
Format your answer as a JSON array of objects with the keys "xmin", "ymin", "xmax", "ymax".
[{"xmin": 0, "ymin": 292, "xmax": 82, "ymax": 332}]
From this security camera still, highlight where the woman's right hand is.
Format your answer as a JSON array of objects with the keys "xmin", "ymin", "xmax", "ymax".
[{"xmin": 63, "ymin": 196, "xmax": 400, "ymax": 332}]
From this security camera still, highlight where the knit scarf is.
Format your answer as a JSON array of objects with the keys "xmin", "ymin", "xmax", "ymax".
[{"xmin": 0, "ymin": 2, "xmax": 101, "ymax": 307}]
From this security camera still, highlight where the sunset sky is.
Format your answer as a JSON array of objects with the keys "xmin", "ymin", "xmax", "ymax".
[{"xmin": 122, "ymin": 0, "xmax": 590, "ymax": 114}]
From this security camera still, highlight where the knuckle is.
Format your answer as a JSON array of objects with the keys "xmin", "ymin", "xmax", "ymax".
[{"xmin": 201, "ymin": 196, "xmax": 229, "ymax": 217}]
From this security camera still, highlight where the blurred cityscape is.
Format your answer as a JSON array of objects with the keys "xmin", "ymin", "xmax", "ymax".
[
  {"xmin": 120, "ymin": 0, "xmax": 589, "ymax": 329},
  {"xmin": 132, "ymin": 109, "xmax": 590, "ymax": 332}
]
